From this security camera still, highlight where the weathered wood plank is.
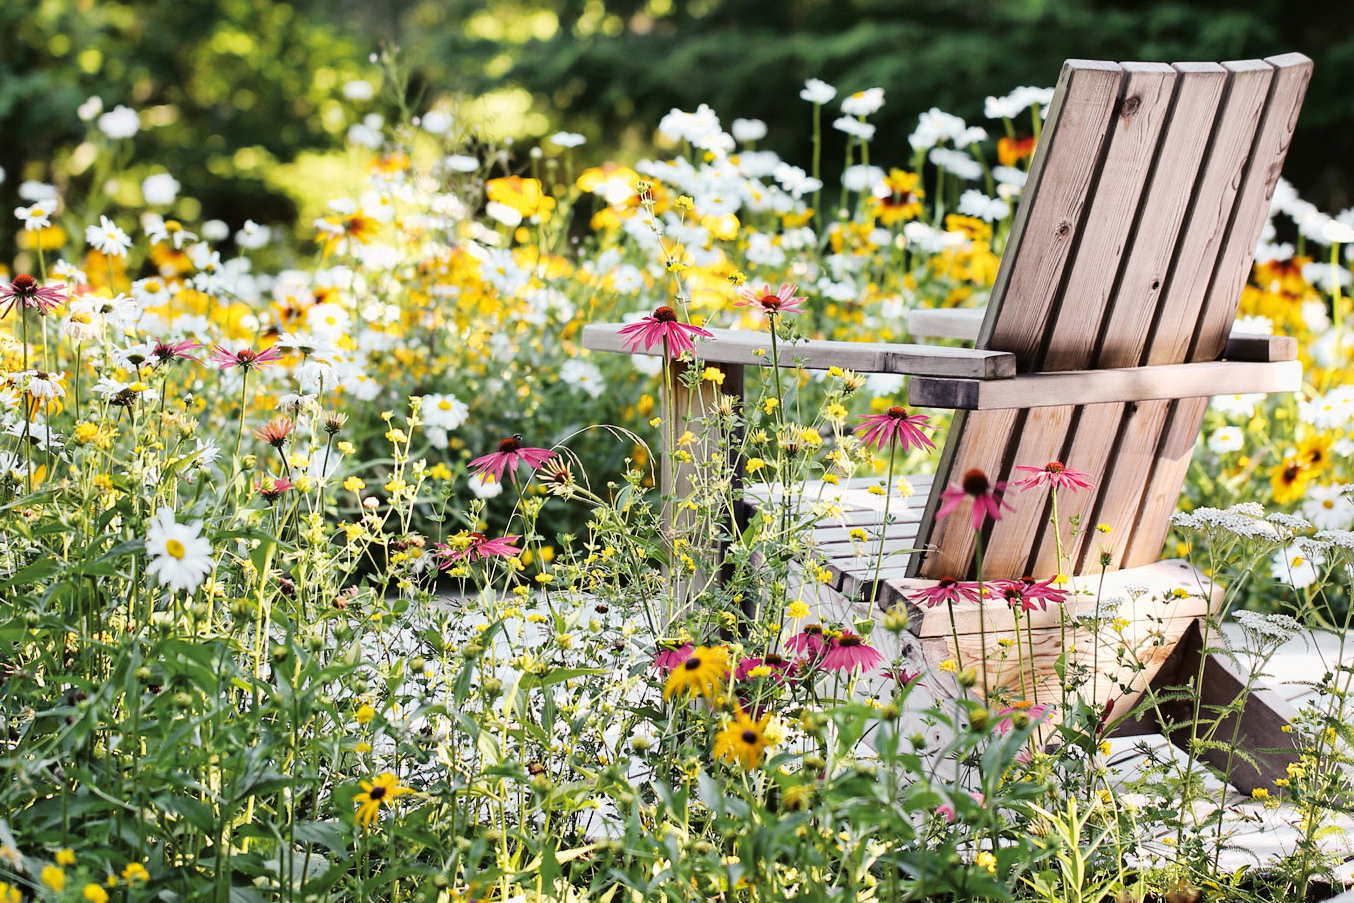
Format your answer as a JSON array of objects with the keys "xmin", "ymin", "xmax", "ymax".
[
  {"xmin": 914, "ymin": 409, "xmax": 1022, "ymax": 580},
  {"xmin": 1027, "ymin": 402, "xmax": 1126, "ymax": 577},
  {"xmin": 1120, "ymin": 396, "xmax": 1210, "ymax": 568},
  {"xmin": 1075, "ymin": 399, "xmax": 1172, "ymax": 572},
  {"xmin": 907, "ymin": 359, "xmax": 1301, "ymax": 410},
  {"xmin": 1142, "ymin": 60, "xmax": 1276, "ymax": 364},
  {"xmin": 1043, "ymin": 62, "xmax": 1178, "ymax": 372},
  {"xmin": 580, "ymin": 323, "xmax": 1017, "ymax": 379},
  {"xmin": 908, "ymin": 307, "xmax": 1299, "ymax": 362},
  {"xmin": 979, "ymin": 60, "xmax": 1125, "ymax": 365},
  {"xmin": 1095, "ymin": 63, "xmax": 1230, "ymax": 369},
  {"xmin": 1189, "ymin": 54, "xmax": 1313, "ymax": 362},
  {"xmin": 980, "ymin": 405, "xmax": 1076, "ymax": 576}
]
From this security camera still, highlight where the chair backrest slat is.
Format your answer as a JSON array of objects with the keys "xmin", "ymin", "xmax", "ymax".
[
  {"xmin": 909, "ymin": 53, "xmax": 1312, "ymax": 581},
  {"xmin": 1189, "ymin": 54, "xmax": 1313, "ymax": 363},
  {"xmin": 975, "ymin": 60, "xmax": 1125, "ymax": 368}
]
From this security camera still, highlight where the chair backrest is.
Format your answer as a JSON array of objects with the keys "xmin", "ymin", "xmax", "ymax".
[{"xmin": 908, "ymin": 54, "xmax": 1312, "ymax": 580}]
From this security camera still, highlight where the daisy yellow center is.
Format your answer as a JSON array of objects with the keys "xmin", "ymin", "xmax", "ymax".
[
  {"xmin": 438, "ymin": 400, "xmax": 453, "ymax": 411},
  {"xmin": 165, "ymin": 539, "xmax": 186, "ymax": 560},
  {"xmin": 1324, "ymin": 500, "xmax": 1335, "ymax": 509}
]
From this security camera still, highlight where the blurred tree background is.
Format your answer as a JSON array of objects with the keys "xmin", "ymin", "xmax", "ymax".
[{"xmin": 6, "ymin": 0, "xmax": 1354, "ymax": 258}]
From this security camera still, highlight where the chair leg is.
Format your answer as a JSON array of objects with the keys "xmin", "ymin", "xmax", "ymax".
[{"xmin": 1112, "ymin": 618, "xmax": 1301, "ymax": 796}]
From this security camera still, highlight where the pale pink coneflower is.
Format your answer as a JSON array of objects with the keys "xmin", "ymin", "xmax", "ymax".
[
  {"xmin": 615, "ymin": 306, "xmax": 712, "ymax": 359},
  {"xmin": 469, "ymin": 435, "xmax": 555, "ymax": 484},
  {"xmin": 937, "ymin": 468, "xmax": 1013, "ymax": 531},
  {"xmin": 735, "ymin": 282, "xmax": 808, "ymax": 316},
  {"xmin": 855, "ymin": 406, "xmax": 934, "ymax": 452},
  {"xmin": 1013, "ymin": 461, "xmax": 1094, "ymax": 493}
]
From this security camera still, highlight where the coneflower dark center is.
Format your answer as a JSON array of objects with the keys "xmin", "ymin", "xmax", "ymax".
[
  {"xmin": 741, "ymin": 730, "xmax": 759, "ymax": 744},
  {"xmin": 652, "ymin": 306, "xmax": 677, "ymax": 322},
  {"xmin": 369, "ymin": 785, "xmax": 387, "ymax": 800},
  {"xmin": 499, "ymin": 436, "xmax": 523, "ymax": 453},
  {"xmin": 886, "ymin": 406, "xmax": 907, "ymax": 419},
  {"xmin": 838, "ymin": 636, "xmax": 863, "ymax": 647},
  {"xmin": 961, "ymin": 468, "xmax": 990, "ymax": 496},
  {"xmin": 1046, "ymin": 461, "xmax": 1065, "ymax": 473},
  {"xmin": 10, "ymin": 274, "xmax": 36, "ymax": 296},
  {"xmin": 683, "ymin": 656, "xmax": 702, "ymax": 670}
]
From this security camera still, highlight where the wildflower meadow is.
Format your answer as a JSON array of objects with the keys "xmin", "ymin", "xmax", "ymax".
[{"xmin": 5, "ymin": 35, "xmax": 1354, "ymax": 903}]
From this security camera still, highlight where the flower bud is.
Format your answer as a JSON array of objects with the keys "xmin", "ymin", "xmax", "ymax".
[
  {"xmin": 956, "ymin": 665, "xmax": 980, "ymax": 688},
  {"xmin": 968, "ymin": 707, "xmax": 990, "ymax": 732}
]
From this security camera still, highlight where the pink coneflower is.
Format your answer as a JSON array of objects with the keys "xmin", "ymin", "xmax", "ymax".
[
  {"xmin": 883, "ymin": 668, "xmax": 922, "ymax": 687},
  {"xmin": 0, "ymin": 274, "xmax": 66, "ymax": 317},
  {"xmin": 652, "ymin": 643, "xmax": 695, "ymax": 671},
  {"xmin": 855, "ymin": 406, "xmax": 935, "ymax": 452},
  {"xmin": 615, "ymin": 306, "xmax": 713, "ymax": 359},
  {"xmin": 434, "ymin": 532, "xmax": 523, "ymax": 566},
  {"xmin": 784, "ymin": 624, "xmax": 828, "ymax": 656},
  {"xmin": 254, "ymin": 417, "xmax": 295, "ymax": 449},
  {"xmin": 909, "ymin": 578, "xmax": 983, "ymax": 609},
  {"xmin": 995, "ymin": 702, "xmax": 1053, "ymax": 735},
  {"xmin": 938, "ymin": 468, "xmax": 1013, "ymax": 530},
  {"xmin": 210, "ymin": 344, "xmax": 284, "ymax": 371},
  {"xmin": 736, "ymin": 282, "xmax": 808, "ymax": 316},
  {"xmin": 820, "ymin": 634, "xmax": 884, "ymax": 673},
  {"xmin": 734, "ymin": 653, "xmax": 793, "ymax": 683},
  {"xmin": 255, "ymin": 476, "xmax": 295, "ymax": 503},
  {"xmin": 469, "ymin": 435, "xmax": 556, "ymax": 483},
  {"xmin": 995, "ymin": 576, "xmax": 1068, "ymax": 612},
  {"xmin": 151, "ymin": 338, "xmax": 202, "ymax": 367},
  {"xmin": 1013, "ymin": 461, "xmax": 1095, "ymax": 493}
]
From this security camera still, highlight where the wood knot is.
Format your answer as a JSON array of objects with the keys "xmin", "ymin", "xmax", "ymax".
[
  {"xmin": 1055, "ymin": 221, "xmax": 1072, "ymax": 238},
  {"xmin": 1121, "ymin": 94, "xmax": 1142, "ymax": 118}
]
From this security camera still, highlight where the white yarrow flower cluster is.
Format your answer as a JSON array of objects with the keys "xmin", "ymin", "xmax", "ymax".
[
  {"xmin": 1171, "ymin": 503, "xmax": 1283, "ymax": 541},
  {"xmin": 1234, "ymin": 609, "xmax": 1301, "ymax": 642}
]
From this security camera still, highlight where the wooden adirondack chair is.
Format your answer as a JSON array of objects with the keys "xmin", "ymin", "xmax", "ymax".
[{"xmin": 582, "ymin": 53, "xmax": 1312, "ymax": 792}]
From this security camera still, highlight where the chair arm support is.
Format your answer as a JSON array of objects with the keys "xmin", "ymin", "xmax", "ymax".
[
  {"xmin": 906, "ymin": 307, "xmax": 1299, "ymax": 362},
  {"xmin": 581, "ymin": 323, "xmax": 1017, "ymax": 380},
  {"xmin": 907, "ymin": 359, "xmax": 1302, "ymax": 410}
]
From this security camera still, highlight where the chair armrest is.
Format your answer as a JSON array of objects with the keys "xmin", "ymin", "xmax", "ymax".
[
  {"xmin": 907, "ymin": 359, "xmax": 1302, "ymax": 410},
  {"xmin": 906, "ymin": 307, "xmax": 1299, "ymax": 362},
  {"xmin": 580, "ymin": 323, "xmax": 1017, "ymax": 380}
]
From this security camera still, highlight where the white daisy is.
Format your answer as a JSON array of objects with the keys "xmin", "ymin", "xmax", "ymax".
[
  {"xmin": 422, "ymin": 393, "xmax": 469, "ymax": 431},
  {"xmin": 1303, "ymin": 484, "xmax": 1354, "ymax": 531},
  {"xmin": 84, "ymin": 215, "xmax": 132, "ymax": 258},
  {"xmin": 1270, "ymin": 542, "xmax": 1324, "ymax": 589},
  {"xmin": 799, "ymin": 79, "xmax": 836, "ymax": 104},
  {"xmin": 145, "ymin": 507, "xmax": 213, "ymax": 593}
]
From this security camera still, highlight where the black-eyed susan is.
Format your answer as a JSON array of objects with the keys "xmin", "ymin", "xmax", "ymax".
[
  {"xmin": 1270, "ymin": 454, "xmax": 1310, "ymax": 505},
  {"xmin": 353, "ymin": 772, "xmax": 414, "ymax": 829},
  {"xmin": 662, "ymin": 644, "xmax": 729, "ymax": 705},
  {"xmin": 713, "ymin": 706, "xmax": 774, "ymax": 769}
]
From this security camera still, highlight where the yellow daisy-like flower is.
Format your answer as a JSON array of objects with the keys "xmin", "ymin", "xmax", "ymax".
[
  {"xmin": 663, "ymin": 645, "xmax": 729, "ymax": 704},
  {"xmin": 786, "ymin": 600, "xmax": 811, "ymax": 620},
  {"xmin": 1270, "ymin": 454, "xmax": 1311, "ymax": 505},
  {"xmin": 353, "ymin": 772, "xmax": 414, "ymax": 829},
  {"xmin": 713, "ymin": 706, "xmax": 774, "ymax": 769},
  {"xmin": 84, "ymin": 885, "xmax": 110, "ymax": 903}
]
